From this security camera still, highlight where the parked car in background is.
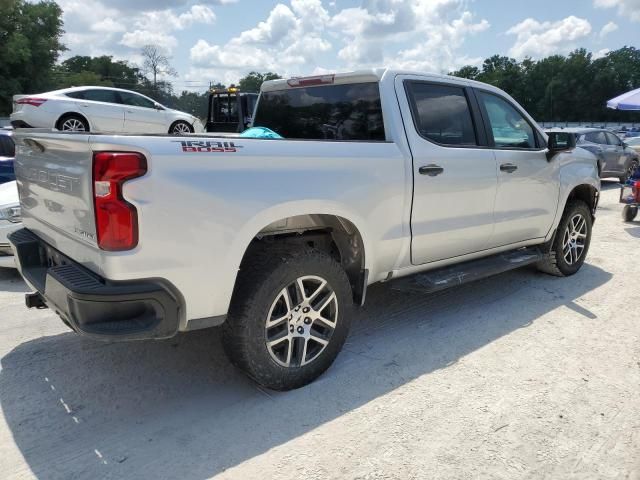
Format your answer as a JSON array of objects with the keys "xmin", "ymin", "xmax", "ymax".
[
  {"xmin": 0, "ymin": 180, "xmax": 20, "ymax": 268},
  {"xmin": 0, "ymin": 129, "xmax": 15, "ymax": 185},
  {"xmin": 547, "ymin": 128, "xmax": 639, "ymax": 182},
  {"xmin": 626, "ymin": 137, "xmax": 640, "ymax": 154},
  {"xmin": 10, "ymin": 87, "xmax": 204, "ymax": 134}
]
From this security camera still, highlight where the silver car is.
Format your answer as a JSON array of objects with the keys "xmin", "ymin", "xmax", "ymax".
[{"xmin": 549, "ymin": 128, "xmax": 640, "ymax": 182}]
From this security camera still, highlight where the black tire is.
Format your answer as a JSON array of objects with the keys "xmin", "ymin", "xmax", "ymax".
[
  {"xmin": 622, "ymin": 205, "xmax": 638, "ymax": 222},
  {"xmin": 222, "ymin": 245, "xmax": 353, "ymax": 391},
  {"xmin": 169, "ymin": 121, "xmax": 194, "ymax": 134},
  {"xmin": 56, "ymin": 114, "xmax": 89, "ymax": 132},
  {"xmin": 537, "ymin": 200, "xmax": 593, "ymax": 277},
  {"xmin": 620, "ymin": 159, "xmax": 639, "ymax": 184}
]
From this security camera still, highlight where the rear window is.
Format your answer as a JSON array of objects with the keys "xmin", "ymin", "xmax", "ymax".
[{"xmin": 253, "ymin": 82, "xmax": 385, "ymax": 141}]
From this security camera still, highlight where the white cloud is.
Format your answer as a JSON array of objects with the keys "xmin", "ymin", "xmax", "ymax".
[
  {"xmin": 120, "ymin": 30, "xmax": 178, "ymax": 52},
  {"xmin": 330, "ymin": 0, "xmax": 489, "ymax": 72},
  {"xmin": 594, "ymin": 48, "xmax": 611, "ymax": 59},
  {"xmin": 599, "ymin": 21, "xmax": 619, "ymax": 38},
  {"xmin": 136, "ymin": 5, "xmax": 216, "ymax": 31},
  {"xmin": 189, "ymin": 0, "xmax": 332, "ymax": 81},
  {"xmin": 507, "ymin": 16, "xmax": 592, "ymax": 59},
  {"xmin": 594, "ymin": 0, "xmax": 640, "ymax": 22}
]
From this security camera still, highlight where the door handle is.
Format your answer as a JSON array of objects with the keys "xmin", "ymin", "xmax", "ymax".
[
  {"xmin": 419, "ymin": 164, "xmax": 444, "ymax": 177},
  {"xmin": 500, "ymin": 163, "xmax": 518, "ymax": 173}
]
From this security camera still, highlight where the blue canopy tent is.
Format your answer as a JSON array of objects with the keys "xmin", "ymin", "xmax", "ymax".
[{"xmin": 607, "ymin": 88, "xmax": 640, "ymax": 111}]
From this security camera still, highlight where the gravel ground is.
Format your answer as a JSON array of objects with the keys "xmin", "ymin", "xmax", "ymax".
[{"xmin": 0, "ymin": 182, "xmax": 638, "ymax": 480}]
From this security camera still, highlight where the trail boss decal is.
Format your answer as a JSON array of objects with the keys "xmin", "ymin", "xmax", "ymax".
[{"xmin": 173, "ymin": 140, "xmax": 243, "ymax": 153}]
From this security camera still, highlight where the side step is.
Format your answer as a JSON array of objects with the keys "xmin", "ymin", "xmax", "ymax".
[{"xmin": 391, "ymin": 247, "xmax": 544, "ymax": 294}]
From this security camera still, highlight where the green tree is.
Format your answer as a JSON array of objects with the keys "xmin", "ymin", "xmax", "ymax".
[
  {"xmin": 238, "ymin": 72, "xmax": 282, "ymax": 92},
  {"xmin": 0, "ymin": 0, "xmax": 65, "ymax": 114}
]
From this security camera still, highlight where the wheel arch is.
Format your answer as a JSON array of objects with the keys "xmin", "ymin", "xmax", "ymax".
[
  {"xmin": 55, "ymin": 111, "xmax": 91, "ymax": 131},
  {"xmin": 231, "ymin": 211, "xmax": 371, "ymax": 308}
]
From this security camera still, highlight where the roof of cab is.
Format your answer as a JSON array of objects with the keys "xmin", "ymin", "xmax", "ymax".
[{"xmin": 260, "ymin": 68, "xmax": 498, "ymax": 93}]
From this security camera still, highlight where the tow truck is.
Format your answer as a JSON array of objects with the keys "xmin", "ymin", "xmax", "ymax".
[{"xmin": 205, "ymin": 86, "xmax": 258, "ymax": 133}]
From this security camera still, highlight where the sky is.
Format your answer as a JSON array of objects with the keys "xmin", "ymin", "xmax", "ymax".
[{"xmin": 54, "ymin": 0, "xmax": 640, "ymax": 91}]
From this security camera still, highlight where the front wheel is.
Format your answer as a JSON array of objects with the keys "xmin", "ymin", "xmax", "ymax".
[
  {"xmin": 222, "ymin": 246, "xmax": 353, "ymax": 390},
  {"xmin": 169, "ymin": 121, "xmax": 193, "ymax": 134},
  {"xmin": 537, "ymin": 200, "xmax": 593, "ymax": 277}
]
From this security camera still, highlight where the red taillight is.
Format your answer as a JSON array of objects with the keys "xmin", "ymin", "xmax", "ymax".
[
  {"xmin": 92, "ymin": 152, "xmax": 147, "ymax": 251},
  {"xmin": 634, "ymin": 181, "xmax": 640, "ymax": 202},
  {"xmin": 16, "ymin": 97, "xmax": 48, "ymax": 107},
  {"xmin": 286, "ymin": 74, "xmax": 335, "ymax": 88}
]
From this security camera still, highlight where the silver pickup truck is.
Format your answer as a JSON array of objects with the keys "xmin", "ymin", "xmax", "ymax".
[{"xmin": 9, "ymin": 69, "xmax": 600, "ymax": 390}]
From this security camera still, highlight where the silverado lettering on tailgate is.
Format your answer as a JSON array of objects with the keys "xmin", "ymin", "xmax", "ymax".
[{"xmin": 173, "ymin": 140, "xmax": 243, "ymax": 153}]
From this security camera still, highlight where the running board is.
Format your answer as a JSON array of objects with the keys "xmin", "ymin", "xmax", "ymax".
[{"xmin": 391, "ymin": 247, "xmax": 544, "ymax": 294}]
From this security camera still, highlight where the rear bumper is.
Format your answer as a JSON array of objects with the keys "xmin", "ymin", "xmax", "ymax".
[{"xmin": 8, "ymin": 228, "xmax": 182, "ymax": 341}]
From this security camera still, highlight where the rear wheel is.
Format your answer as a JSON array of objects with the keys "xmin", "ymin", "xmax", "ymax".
[
  {"xmin": 222, "ymin": 246, "xmax": 353, "ymax": 390},
  {"xmin": 537, "ymin": 200, "xmax": 592, "ymax": 277},
  {"xmin": 169, "ymin": 121, "xmax": 193, "ymax": 134},
  {"xmin": 57, "ymin": 114, "xmax": 89, "ymax": 132}
]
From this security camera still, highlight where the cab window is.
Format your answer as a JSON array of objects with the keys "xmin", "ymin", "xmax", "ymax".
[
  {"xmin": 405, "ymin": 82, "xmax": 477, "ymax": 146},
  {"xmin": 478, "ymin": 92, "xmax": 537, "ymax": 149}
]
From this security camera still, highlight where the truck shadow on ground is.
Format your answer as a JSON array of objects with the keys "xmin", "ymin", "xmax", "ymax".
[{"xmin": 0, "ymin": 264, "xmax": 611, "ymax": 479}]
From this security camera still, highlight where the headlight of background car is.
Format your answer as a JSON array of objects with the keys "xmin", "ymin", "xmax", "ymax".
[{"xmin": 0, "ymin": 204, "xmax": 21, "ymax": 223}]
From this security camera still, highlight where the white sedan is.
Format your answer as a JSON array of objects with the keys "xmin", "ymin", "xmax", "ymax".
[
  {"xmin": 10, "ymin": 86, "xmax": 204, "ymax": 134},
  {"xmin": 0, "ymin": 181, "xmax": 20, "ymax": 269}
]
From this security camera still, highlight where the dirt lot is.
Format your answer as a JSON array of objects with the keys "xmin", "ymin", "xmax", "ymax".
[{"xmin": 0, "ymin": 182, "xmax": 638, "ymax": 480}]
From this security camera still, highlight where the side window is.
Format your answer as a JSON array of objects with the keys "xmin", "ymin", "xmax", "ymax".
[
  {"xmin": 605, "ymin": 132, "xmax": 622, "ymax": 146},
  {"xmin": 83, "ymin": 89, "xmax": 119, "ymax": 104},
  {"xmin": 478, "ymin": 92, "xmax": 537, "ymax": 149},
  {"xmin": 119, "ymin": 91, "xmax": 156, "ymax": 109},
  {"xmin": 65, "ymin": 91, "xmax": 86, "ymax": 100},
  {"xmin": 586, "ymin": 131, "xmax": 608, "ymax": 145},
  {"xmin": 405, "ymin": 82, "xmax": 477, "ymax": 146}
]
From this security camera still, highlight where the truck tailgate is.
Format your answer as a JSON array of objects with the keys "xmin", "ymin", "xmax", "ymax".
[{"xmin": 13, "ymin": 131, "xmax": 98, "ymax": 251}]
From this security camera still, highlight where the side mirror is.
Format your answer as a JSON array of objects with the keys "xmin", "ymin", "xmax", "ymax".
[
  {"xmin": 546, "ymin": 131, "xmax": 576, "ymax": 161},
  {"xmin": 154, "ymin": 103, "xmax": 165, "ymax": 111}
]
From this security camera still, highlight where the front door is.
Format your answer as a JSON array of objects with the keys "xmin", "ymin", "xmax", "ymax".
[
  {"xmin": 119, "ymin": 91, "xmax": 167, "ymax": 134},
  {"xmin": 475, "ymin": 90, "xmax": 560, "ymax": 246},
  {"xmin": 397, "ymin": 77, "xmax": 498, "ymax": 265}
]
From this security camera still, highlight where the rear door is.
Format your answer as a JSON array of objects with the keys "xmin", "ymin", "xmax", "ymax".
[
  {"xmin": 78, "ymin": 89, "xmax": 125, "ymax": 132},
  {"xmin": 119, "ymin": 91, "xmax": 167, "ymax": 133},
  {"xmin": 475, "ymin": 90, "xmax": 559, "ymax": 246},
  {"xmin": 397, "ymin": 77, "xmax": 498, "ymax": 265},
  {"xmin": 586, "ymin": 131, "xmax": 615, "ymax": 172},
  {"xmin": 605, "ymin": 132, "xmax": 627, "ymax": 172}
]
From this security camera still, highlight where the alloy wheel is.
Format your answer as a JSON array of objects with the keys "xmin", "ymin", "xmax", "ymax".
[
  {"xmin": 265, "ymin": 275, "xmax": 338, "ymax": 368},
  {"xmin": 61, "ymin": 118, "xmax": 86, "ymax": 132},
  {"xmin": 562, "ymin": 213, "xmax": 588, "ymax": 265},
  {"xmin": 172, "ymin": 122, "xmax": 191, "ymax": 134}
]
